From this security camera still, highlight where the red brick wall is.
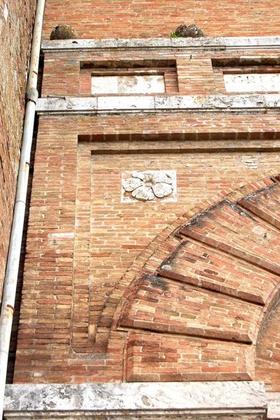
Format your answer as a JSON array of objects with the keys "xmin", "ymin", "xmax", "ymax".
[
  {"xmin": 11, "ymin": 0, "xmax": 280, "ymax": 390},
  {"xmin": 0, "ymin": 0, "xmax": 35, "ymax": 298},
  {"xmin": 43, "ymin": 0, "xmax": 280, "ymax": 39},
  {"xmin": 13, "ymin": 111, "xmax": 280, "ymax": 384},
  {"xmin": 41, "ymin": 48, "xmax": 280, "ymax": 98}
]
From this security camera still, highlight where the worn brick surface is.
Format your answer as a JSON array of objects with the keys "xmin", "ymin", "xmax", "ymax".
[
  {"xmin": 256, "ymin": 297, "xmax": 280, "ymax": 392},
  {"xmin": 8, "ymin": 0, "xmax": 280, "ymax": 396},
  {"xmin": 0, "ymin": 0, "xmax": 35, "ymax": 297},
  {"xmin": 41, "ymin": 49, "xmax": 280, "ymax": 98},
  {"xmin": 42, "ymin": 0, "xmax": 280, "ymax": 39},
  {"xmin": 13, "ymin": 109, "xmax": 280, "ymax": 385},
  {"xmin": 159, "ymin": 240, "xmax": 278, "ymax": 305},
  {"xmin": 126, "ymin": 332, "xmax": 253, "ymax": 382},
  {"xmin": 121, "ymin": 274, "xmax": 262, "ymax": 342}
]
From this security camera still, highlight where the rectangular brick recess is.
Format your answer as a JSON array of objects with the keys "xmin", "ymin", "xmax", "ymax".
[
  {"xmin": 42, "ymin": 48, "xmax": 280, "ymax": 98},
  {"xmin": 13, "ymin": 111, "xmax": 280, "ymax": 383},
  {"xmin": 80, "ymin": 60, "xmax": 178, "ymax": 96},
  {"xmin": 126, "ymin": 332, "xmax": 253, "ymax": 382}
]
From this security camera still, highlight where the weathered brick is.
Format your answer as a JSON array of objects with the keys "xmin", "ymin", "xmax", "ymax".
[
  {"xmin": 5, "ymin": 1, "xmax": 280, "ymax": 400},
  {"xmin": 0, "ymin": 0, "xmax": 35, "ymax": 298},
  {"xmin": 42, "ymin": 0, "xmax": 280, "ymax": 39}
]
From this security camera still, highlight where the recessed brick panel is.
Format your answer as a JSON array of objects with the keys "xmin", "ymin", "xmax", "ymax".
[
  {"xmin": 13, "ymin": 110, "xmax": 280, "ymax": 384},
  {"xmin": 126, "ymin": 332, "xmax": 253, "ymax": 382}
]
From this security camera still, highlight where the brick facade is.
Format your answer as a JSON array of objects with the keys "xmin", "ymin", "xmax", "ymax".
[
  {"xmin": 4, "ymin": 2, "xmax": 280, "ymax": 417},
  {"xmin": 42, "ymin": 0, "xmax": 280, "ymax": 39}
]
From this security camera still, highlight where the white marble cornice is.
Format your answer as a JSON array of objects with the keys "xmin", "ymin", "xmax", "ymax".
[
  {"xmin": 36, "ymin": 94, "xmax": 280, "ymax": 114},
  {"xmin": 41, "ymin": 36, "xmax": 280, "ymax": 52}
]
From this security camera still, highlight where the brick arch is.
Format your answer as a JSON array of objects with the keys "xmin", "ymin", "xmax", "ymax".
[
  {"xmin": 99, "ymin": 176, "xmax": 277, "ymax": 330},
  {"xmin": 105, "ymin": 175, "xmax": 280, "ymax": 386},
  {"xmin": 256, "ymin": 288, "xmax": 280, "ymax": 391}
]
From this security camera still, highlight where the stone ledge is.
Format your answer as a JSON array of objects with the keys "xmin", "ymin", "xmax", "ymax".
[
  {"xmin": 267, "ymin": 393, "xmax": 280, "ymax": 419},
  {"xmin": 41, "ymin": 36, "xmax": 280, "ymax": 52},
  {"xmin": 36, "ymin": 94, "xmax": 280, "ymax": 114},
  {"xmin": 4, "ymin": 382, "xmax": 267, "ymax": 418},
  {"xmin": 3, "ymin": 410, "xmax": 268, "ymax": 419}
]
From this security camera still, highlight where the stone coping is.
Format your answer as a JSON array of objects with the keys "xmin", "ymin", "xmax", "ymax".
[
  {"xmin": 36, "ymin": 94, "xmax": 280, "ymax": 114},
  {"xmin": 41, "ymin": 36, "xmax": 280, "ymax": 52},
  {"xmin": 4, "ymin": 382, "xmax": 267, "ymax": 417}
]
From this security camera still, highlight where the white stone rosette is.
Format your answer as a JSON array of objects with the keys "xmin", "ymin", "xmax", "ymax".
[{"xmin": 122, "ymin": 171, "xmax": 175, "ymax": 202}]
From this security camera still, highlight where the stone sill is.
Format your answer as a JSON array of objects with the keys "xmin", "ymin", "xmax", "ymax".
[
  {"xmin": 41, "ymin": 36, "xmax": 280, "ymax": 52},
  {"xmin": 36, "ymin": 94, "xmax": 280, "ymax": 114},
  {"xmin": 4, "ymin": 382, "xmax": 268, "ymax": 418}
]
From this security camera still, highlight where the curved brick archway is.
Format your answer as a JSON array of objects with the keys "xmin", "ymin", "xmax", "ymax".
[{"xmin": 104, "ymin": 175, "xmax": 280, "ymax": 388}]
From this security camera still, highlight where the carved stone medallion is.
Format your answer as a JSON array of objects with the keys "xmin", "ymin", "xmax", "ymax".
[{"xmin": 122, "ymin": 170, "xmax": 177, "ymax": 203}]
